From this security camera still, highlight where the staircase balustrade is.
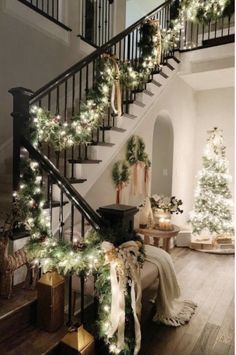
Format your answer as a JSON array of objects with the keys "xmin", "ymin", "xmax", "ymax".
[
  {"xmin": 17, "ymin": 0, "xmax": 72, "ymax": 31},
  {"xmin": 9, "ymin": 0, "xmax": 235, "ymax": 338},
  {"xmin": 181, "ymin": 12, "xmax": 234, "ymax": 50},
  {"xmin": 27, "ymin": 0, "xmax": 173, "ymax": 198},
  {"xmin": 9, "ymin": 86, "xmax": 106, "ymax": 324}
]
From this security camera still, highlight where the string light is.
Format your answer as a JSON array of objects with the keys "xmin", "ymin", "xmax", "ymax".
[{"xmin": 189, "ymin": 128, "xmax": 234, "ymax": 236}]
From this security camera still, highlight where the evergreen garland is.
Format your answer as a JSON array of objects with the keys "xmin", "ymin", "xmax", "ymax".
[
  {"xmin": 223, "ymin": 0, "xmax": 234, "ymax": 17},
  {"xmin": 196, "ymin": 1, "xmax": 227, "ymax": 23},
  {"xmin": 170, "ymin": 0, "xmax": 181, "ymax": 20},
  {"xmin": 139, "ymin": 21, "xmax": 158, "ymax": 59}
]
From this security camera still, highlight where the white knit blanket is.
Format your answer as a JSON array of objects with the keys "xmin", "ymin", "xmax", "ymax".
[{"xmin": 145, "ymin": 245, "xmax": 197, "ymax": 327}]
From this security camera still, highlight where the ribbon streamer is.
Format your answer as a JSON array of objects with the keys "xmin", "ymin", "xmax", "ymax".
[
  {"xmin": 149, "ymin": 19, "xmax": 162, "ymax": 66},
  {"xmin": 103, "ymin": 54, "xmax": 122, "ymax": 117},
  {"xmin": 101, "ymin": 241, "xmax": 142, "ymax": 354},
  {"xmin": 131, "ymin": 161, "xmax": 145, "ymax": 196},
  {"xmin": 144, "ymin": 165, "xmax": 151, "ymax": 197}
]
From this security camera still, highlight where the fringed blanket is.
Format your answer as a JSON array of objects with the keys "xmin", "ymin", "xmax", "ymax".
[{"xmin": 145, "ymin": 245, "xmax": 197, "ymax": 327}]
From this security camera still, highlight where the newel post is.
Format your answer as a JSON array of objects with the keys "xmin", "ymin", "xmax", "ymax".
[
  {"xmin": 97, "ymin": 204, "xmax": 138, "ymax": 236},
  {"xmin": 9, "ymin": 87, "xmax": 34, "ymax": 193}
]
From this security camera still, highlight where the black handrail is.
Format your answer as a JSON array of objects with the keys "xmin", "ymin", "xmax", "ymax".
[
  {"xmin": 18, "ymin": 0, "xmax": 72, "ymax": 31},
  {"xmin": 21, "ymin": 136, "xmax": 105, "ymax": 230},
  {"xmin": 30, "ymin": 0, "xmax": 172, "ymax": 104}
]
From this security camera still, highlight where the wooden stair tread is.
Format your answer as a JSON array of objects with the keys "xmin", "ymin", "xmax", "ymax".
[
  {"xmin": 159, "ymin": 70, "xmax": 169, "ymax": 79},
  {"xmin": 100, "ymin": 126, "xmax": 126, "ymax": 133},
  {"xmin": 0, "ymin": 285, "xmax": 37, "ymax": 322},
  {"xmin": 110, "ymin": 127, "xmax": 126, "ymax": 133},
  {"xmin": 123, "ymin": 113, "xmax": 137, "ymax": 119},
  {"xmin": 0, "ymin": 285, "xmax": 37, "ymax": 345},
  {"xmin": 1, "ymin": 324, "xmax": 68, "ymax": 355},
  {"xmin": 134, "ymin": 100, "xmax": 145, "ymax": 107},
  {"xmin": 143, "ymin": 89, "xmax": 154, "ymax": 97},
  {"xmin": 68, "ymin": 159, "xmax": 102, "ymax": 164},
  {"xmin": 151, "ymin": 79, "xmax": 162, "ymax": 87},
  {"xmin": 172, "ymin": 55, "xmax": 181, "ymax": 63},
  {"xmin": 88, "ymin": 142, "xmax": 115, "ymax": 147},
  {"xmin": 68, "ymin": 177, "xmax": 87, "ymax": 184},
  {"xmin": 43, "ymin": 200, "xmax": 69, "ymax": 209},
  {"xmin": 165, "ymin": 62, "xmax": 175, "ymax": 71}
]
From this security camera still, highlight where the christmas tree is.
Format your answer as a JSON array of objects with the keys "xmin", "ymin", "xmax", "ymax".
[{"xmin": 189, "ymin": 127, "xmax": 234, "ymax": 237}]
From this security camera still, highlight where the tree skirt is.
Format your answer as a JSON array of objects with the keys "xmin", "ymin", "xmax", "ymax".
[
  {"xmin": 190, "ymin": 247, "xmax": 235, "ymax": 255},
  {"xmin": 190, "ymin": 237, "xmax": 235, "ymax": 255}
]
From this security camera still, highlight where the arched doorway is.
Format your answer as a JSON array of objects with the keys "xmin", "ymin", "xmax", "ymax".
[{"xmin": 151, "ymin": 112, "xmax": 174, "ymax": 196}]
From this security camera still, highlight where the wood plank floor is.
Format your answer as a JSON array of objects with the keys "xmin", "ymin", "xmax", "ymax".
[{"xmin": 140, "ymin": 247, "xmax": 234, "ymax": 355}]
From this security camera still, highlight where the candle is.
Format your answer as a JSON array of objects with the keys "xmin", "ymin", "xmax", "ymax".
[{"xmin": 159, "ymin": 218, "xmax": 172, "ymax": 230}]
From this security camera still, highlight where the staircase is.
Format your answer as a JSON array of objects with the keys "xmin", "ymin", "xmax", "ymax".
[{"xmin": 0, "ymin": 0, "xmax": 234, "ymax": 354}]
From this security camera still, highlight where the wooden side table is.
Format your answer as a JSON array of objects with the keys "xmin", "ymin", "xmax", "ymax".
[{"xmin": 136, "ymin": 225, "xmax": 180, "ymax": 253}]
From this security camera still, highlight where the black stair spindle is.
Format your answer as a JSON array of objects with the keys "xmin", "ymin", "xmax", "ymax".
[
  {"xmin": 81, "ymin": 0, "xmax": 85, "ymax": 38},
  {"xmin": 59, "ymin": 188, "xmax": 64, "ymax": 241},
  {"xmin": 56, "ymin": 0, "xmax": 59, "ymax": 21},
  {"xmin": 80, "ymin": 215, "xmax": 85, "ymax": 324},
  {"xmin": 48, "ymin": 175, "xmax": 53, "ymax": 232},
  {"xmin": 98, "ymin": 0, "xmax": 102, "ymax": 46},
  {"xmin": 71, "ymin": 75, "xmax": 75, "ymax": 180},
  {"xmin": 228, "ymin": 16, "xmax": 231, "ymax": 35},
  {"xmin": 64, "ymin": 81, "xmax": 68, "ymax": 178},
  {"xmin": 52, "ymin": 0, "xmax": 54, "ymax": 19}
]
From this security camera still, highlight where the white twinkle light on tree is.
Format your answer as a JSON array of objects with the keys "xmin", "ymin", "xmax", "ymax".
[{"xmin": 189, "ymin": 127, "xmax": 234, "ymax": 238}]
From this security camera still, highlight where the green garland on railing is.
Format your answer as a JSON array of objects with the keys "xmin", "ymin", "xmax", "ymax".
[
  {"xmin": 162, "ymin": 0, "xmax": 233, "ymax": 50},
  {"xmin": 196, "ymin": 0, "xmax": 233, "ymax": 23},
  {"xmin": 29, "ymin": 0, "xmax": 233, "ymax": 151},
  {"xmin": 15, "ymin": 150, "xmax": 144, "ymax": 354},
  {"xmin": 30, "ymin": 58, "xmax": 115, "ymax": 149},
  {"xmin": 223, "ymin": 0, "xmax": 234, "ymax": 17},
  {"xmin": 14, "ymin": 157, "xmax": 51, "ymax": 239},
  {"xmin": 30, "ymin": 55, "xmax": 152, "ymax": 150}
]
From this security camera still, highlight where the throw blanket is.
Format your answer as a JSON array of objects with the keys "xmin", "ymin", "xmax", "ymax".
[{"xmin": 145, "ymin": 245, "xmax": 197, "ymax": 327}]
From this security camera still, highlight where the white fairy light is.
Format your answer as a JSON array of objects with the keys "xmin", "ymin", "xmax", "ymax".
[{"xmin": 104, "ymin": 305, "xmax": 109, "ymax": 312}]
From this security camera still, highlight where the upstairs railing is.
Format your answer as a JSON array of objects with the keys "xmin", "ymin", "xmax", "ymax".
[
  {"xmin": 180, "ymin": 10, "xmax": 234, "ymax": 50},
  {"xmin": 79, "ymin": 0, "xmax": 114, "ymax": 47},
  {"xmin": 18, "ymin": 0, "xmax": 72, "ymax": 31}
]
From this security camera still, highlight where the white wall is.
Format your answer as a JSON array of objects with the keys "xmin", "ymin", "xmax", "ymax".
[
  {"xmin": 194, "ymin": 87, "xmax": 235, "ymax": 197},
  {"xmin": 126, "ymin": 0, "xmax": 162, "ymax": 27},
  {"xmin": 0, "ymin": 1, "xmax": 84, "ymax": 147},
  {"xmin": 151, "ymin": 113, "xmax": 174, "ymax": 196}
]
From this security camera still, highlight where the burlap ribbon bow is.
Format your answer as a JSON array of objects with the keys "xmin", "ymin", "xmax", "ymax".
[{"xmin": 101, "ymin": 240, "xmax": 142, "ymax": 354}]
